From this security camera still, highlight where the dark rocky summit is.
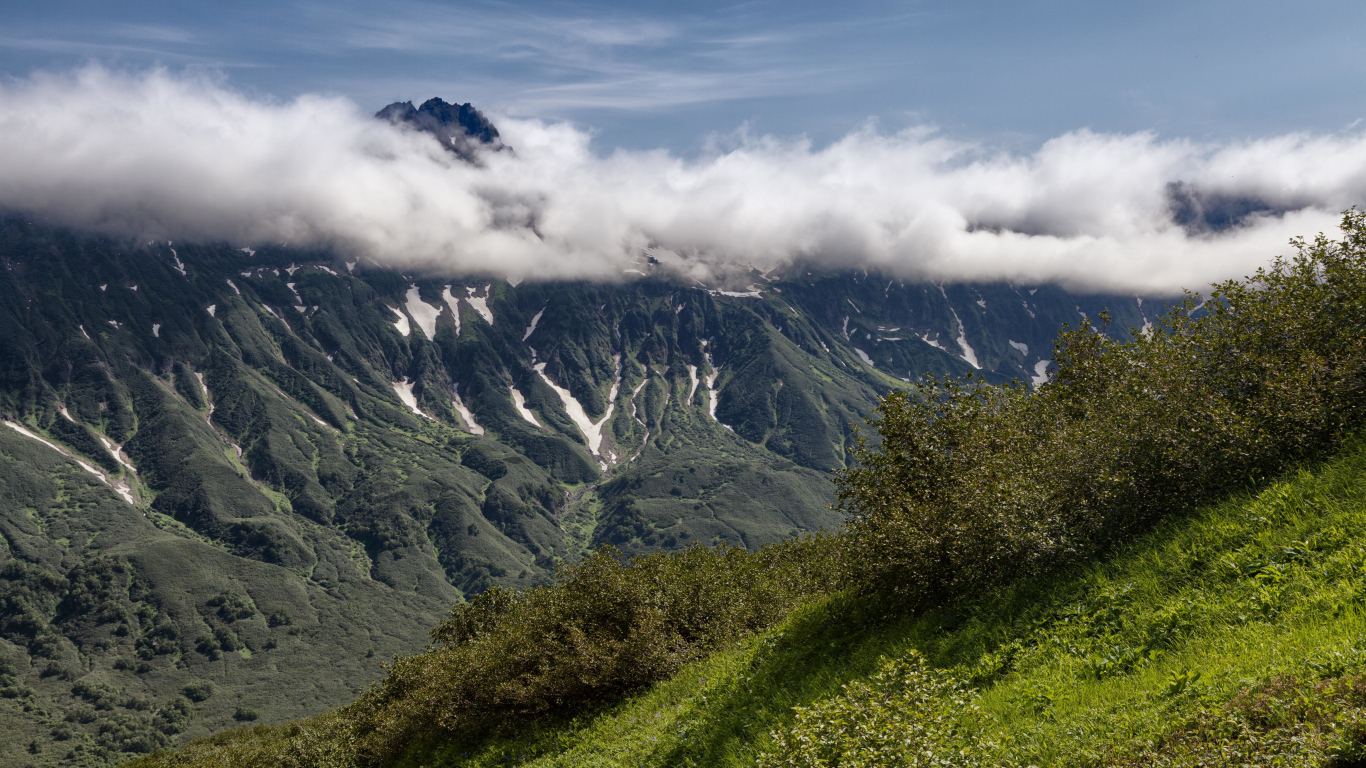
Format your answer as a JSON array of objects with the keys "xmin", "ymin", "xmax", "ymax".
[{"xmin": 376, "ymin": 98, "xmax": 506, "ymax": 161}]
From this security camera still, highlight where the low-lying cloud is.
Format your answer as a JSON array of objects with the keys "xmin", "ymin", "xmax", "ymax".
[{"xmin": 2, "ymin": 66, "xmax": 1364, "ymax": 293}]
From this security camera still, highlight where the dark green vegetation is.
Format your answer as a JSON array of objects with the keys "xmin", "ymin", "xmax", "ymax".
[
  {"xmin": 121, "ymin": 212, "xmax": 1366, "ymax": 767},
  {"xmin": 0, "ymin": 426, "xmax": 442, "ymax": 768},
  {"xmin": 0, "ymin": 215, "xmax": 1139, "ymax": 765},
  {"xmin": 380, "ymin": 436, "xmax": 1366, "ymax": 766}
]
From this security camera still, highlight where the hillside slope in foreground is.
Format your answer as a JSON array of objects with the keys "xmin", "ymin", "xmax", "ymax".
[{"xmin": 134, "ymin": 434, "xmax": 1366, "ymax": 767}]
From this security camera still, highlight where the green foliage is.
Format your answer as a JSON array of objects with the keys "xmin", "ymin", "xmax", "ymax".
[
  {"xmin": 358, "ymin": 434, "xmax": 1366, "ymax": 767},
  {"xmin": 207, "ymin": 592, "xmax": 256, "ymax": 622},
  {"xmin": 839, "ymin": 209, "xmax": 1366, "ymax": 607},
  {"xmin": 338, "ymin": 538, "xmax": 838, "ymax": 765},
  {"xmin": 459, "ymin": 444, "xmax": 507, "ymax": 480},
  {"xmin": 182, "ymin": 682, "xmax": 214, "ymax": 703},
  {"xmin": 46, "ymin": 412, "xmax": 121, "ymax": 473},
  {"xmin": 758, "ymin": 652, "xmax": 982, "ymax": 768}
]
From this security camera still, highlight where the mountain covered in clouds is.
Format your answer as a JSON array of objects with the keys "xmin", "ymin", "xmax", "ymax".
[{"xmin": 0, "ymin": 103, "xmax": 1161, "ymax": 765}]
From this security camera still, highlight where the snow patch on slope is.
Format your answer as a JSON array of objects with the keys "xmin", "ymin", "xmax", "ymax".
[
  {"xmin": 511, "ymin": 387, "xmax": 542, "ymax": 428},
  {"xmin": 4, "ymin": 421, "xmax": 136, "ymax": 505},
  {"xmin": 441, "ymin": 286, "xmax": 461, "ymax": 336},
  {"xmin": 704, "ymin": 351, "xmax": 726, "ymax": 427},
  {"xmin": 99, "ymin": 436, "xmax": 138, "ymax": 475},
  {"xmin": 523, "ymin": 306, "xmax": 546, "ymax": 342},
  {"xmin": 949, "ymin": 308, "xmax": 980, "ymax": 369},
  {"xmin": 452, "ymin": 385, "xmax": 483, "ymax": 435},
  {"xmin": 714, "ymin": 286, "xmax": 762, "ymax": 298},
  {"xmin": 626, "ymin": 378, "xmax": 651, "ymax": 462},
  {"xmin": 533, "ymin": 356, "xmax": 621, "ymax": 457},
  {"xmin": 1008, "ymin": 340, "xmax": 1028, "ymax": 355},
  {"xmin": 465, "ymin": 285, "xmax": 494, "ymax": 324},
  {"xmin": 405, "ymin": 286, "xmax": 440, "ymax": 340},
  {"xmin": 389, "ymin": 306, "xmax": 410, "ymax": 337},
  {"xmin": 392, "ymin": 379, "xmax": 432, "ymax": 419},
  {"xmin": 1032, "ymin": 360, "xmax": 1052, "ymax": 386}
]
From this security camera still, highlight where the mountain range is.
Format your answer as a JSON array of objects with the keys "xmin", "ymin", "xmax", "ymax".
[{"xmin": 0, "ymin": 100, "xmax": 1158, "ymax": 766}]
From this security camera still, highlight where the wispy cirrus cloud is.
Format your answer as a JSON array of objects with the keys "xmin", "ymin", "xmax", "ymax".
[
  {"xmin": 0, "ymin": 0, "xmax": 887, "ymax": 117},
  {"xmin": 300, "ymin": 1, "xmax": 865, "ymax": 113}
]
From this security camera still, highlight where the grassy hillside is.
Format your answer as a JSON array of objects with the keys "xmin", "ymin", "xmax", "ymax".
[
  {"xmin": 126, "ymin": 417, "xmax": 1366, "ymax": 768},
  {"xmin": 391, "ymin": 435, "xmax": 1366, "ymax": 766}
]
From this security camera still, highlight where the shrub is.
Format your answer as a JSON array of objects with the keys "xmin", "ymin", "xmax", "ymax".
[
  {"xmin": 838, "ymin": 210, "xmax": 1366, "ymax": 607},
  {"xmin": 207, "ymin": 592, "xmax": 255, "ymax": 622},
  {"xmin": 339, "ymin": 538, "xmax": 838, "ymax": 765},
  {"xmin": 758, "ymin": 651, "xmax": 984, "ymax": 768},
  {"xmin": 182, "ymin": 682, "xmax": 214, "ymax": 703}
]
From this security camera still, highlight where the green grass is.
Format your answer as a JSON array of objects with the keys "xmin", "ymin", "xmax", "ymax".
[{"xmin": 392, "ymin": 437, "xmax": 1366, "ymax": 766}]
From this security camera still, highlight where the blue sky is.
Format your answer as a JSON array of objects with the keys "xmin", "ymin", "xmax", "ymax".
[{"xmin": 2, "ymin": 0, "xmax": 1363, "ymax": 153}]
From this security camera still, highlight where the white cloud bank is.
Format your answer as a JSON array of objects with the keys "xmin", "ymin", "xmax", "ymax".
[{"xmin": 1, "ymin": 67, "xmax": 1364, "ymax": 293}]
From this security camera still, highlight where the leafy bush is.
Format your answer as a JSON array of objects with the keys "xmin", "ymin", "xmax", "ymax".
[
  {"xmin": 758, "ymin": 651, "xmax": 984, "ymax": 768},
  {"xmin": 207, "ymin": 592, "xmax": 256, "ymax": 622},
  {"xmin": 182, "ymin": 682, "xmax": 214, "ymax": 703},
  {"xmin": 338, "ymin": 538, "xmax": 838, "ymax": 765},
  {"xmin": 839, "ymin": 210, "xmax": 1366, "ymax": 606},
  {"xmin": 155, "ymin": 697, "xmax": 193, "ymax": 736}
]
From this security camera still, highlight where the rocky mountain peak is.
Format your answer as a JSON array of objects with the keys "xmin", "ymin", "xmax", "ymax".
[{"xmin": 376, "ymin": 97, "xmax": 506, "ymax": 161}]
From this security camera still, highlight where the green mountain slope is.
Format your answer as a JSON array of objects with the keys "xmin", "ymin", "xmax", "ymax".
[
  {"xmin": 136, "ymin": 435, "xmax": 1366, "ymax": 768},
  {"xmin": 0, "ymin": 217, "xmax": 1148, "ymax": 764},
  {"xmin": 394, "ymin": 436, "xmax": 1366, "ymax": 767},
  {"xmin": 0, "ymin": 425, "xmax": 447, "ymax": 768}
]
